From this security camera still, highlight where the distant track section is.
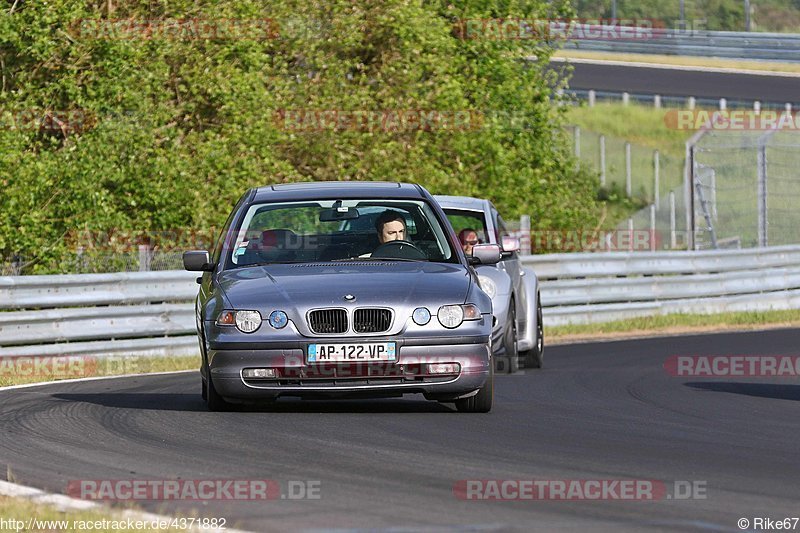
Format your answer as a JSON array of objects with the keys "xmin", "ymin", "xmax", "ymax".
[{"xmin": 550, "ymin": 58, "xmax": 800, "ymax": 104}]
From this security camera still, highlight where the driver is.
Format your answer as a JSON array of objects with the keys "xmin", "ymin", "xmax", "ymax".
[
  {"xmin": 375, "ymin": 210, "xmax": 407, "ymax": 243},
  {"xmin": 359, "ymin": 210, "xmax": 408, "ymax": 258}
]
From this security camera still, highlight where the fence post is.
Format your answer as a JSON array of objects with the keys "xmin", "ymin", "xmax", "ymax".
[
  {"xmin": 719, "ymin": 98, "xmax": 727, "ymax": 110},
  {"xmin": 520, "ymin": 215, "xmax": 531, "ymax": 255},
  {"xmin": 574, "ymin": 126, "xmax": 580, "ymax": 160},
  {"xmin": 654, "ymin": 94, "xmax": 661, "ymax": 108},
  {"xmin": 599, "ymin": 134, "xmax": 606, "ymax": 187},
  {"xmin": 622, "ymin": 92, "xmax": 629, "ymax": 106},
  {"xmin": 625, "ymin": 142, "xmax": 632, "ymax": 197},
  {"xmin": 653, "ymin": 150, "xmax": 660, "ymax": 208},
  {"xmin": 649, "ymin": 204, "xmax": 657, "ymax": 251},
  {"xmin": 669, "ymin": 191, "xmax": 677, "ymax": 249},
  {"xmin": 757, "ymin": 142, "xmax": 768, "ymax": 247},
  {"xmin": 588, "ymin": 90, "xmax": 596, "ymax": 107},
  {"xmin": 138, "ymin": 244, "xmax": 152, "ymax": 272},
  {"xmin": 688, "ymin": 96, "xmax": 696, "ymax": 110}
]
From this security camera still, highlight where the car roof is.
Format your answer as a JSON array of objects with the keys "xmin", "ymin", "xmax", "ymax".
[
  {"xmin": 433, "ymin": 195, "xmax": 490, "ymax": 211},
  {"xmin": 252, "ymin": 181, "xmax": 428, "ymax": 203}
]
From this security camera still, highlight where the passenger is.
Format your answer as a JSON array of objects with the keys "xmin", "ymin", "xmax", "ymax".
[{"xmin": 458, "ymin": 228, "xmax": 480, "ymax": 256}]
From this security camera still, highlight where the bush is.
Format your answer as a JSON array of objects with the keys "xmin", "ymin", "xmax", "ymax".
[{"xmin": 0, "ymin": 0, "xmax": 601, "ymax": 272}]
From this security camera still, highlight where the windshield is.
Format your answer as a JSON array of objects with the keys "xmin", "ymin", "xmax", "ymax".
[{"xmin": 227, "ymin": 199, "xmax": 456, "ymax": 267}]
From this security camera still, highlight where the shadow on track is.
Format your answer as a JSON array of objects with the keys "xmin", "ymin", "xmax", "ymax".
[
  {"xmin": 685, "ymin": 382, "xmax": 800, "ymax": 402},
  {"xmin": 52, "ymin": 393, "xmax": 456, "ymax": 413}
]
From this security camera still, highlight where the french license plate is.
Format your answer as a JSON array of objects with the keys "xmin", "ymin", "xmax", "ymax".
[{"xmin": 307, "ymin": 342, "xmax": 396, "ymax": 363}]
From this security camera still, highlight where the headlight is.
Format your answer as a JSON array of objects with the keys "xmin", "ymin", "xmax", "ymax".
[
  {"xmin": 268, "ymin": 310, "xmax": 288, "ymax": 329},
  {"xmin": 437, "ymin": 304, "xmax": 482, "ymax": 328},
  {"xmin": 438, "ymin": 305, "xmax": 464, "ymax": 328},
  {"xmin": 412, "ymin": 307, "xmax": 431, "ymax": 325},
  {"xmin": 477, "ymin": 275, "xmax": 497, "ymax": 299},
  {"xmin": 235, "ymin": 310, "xmax": 262, "ymax": 333}
]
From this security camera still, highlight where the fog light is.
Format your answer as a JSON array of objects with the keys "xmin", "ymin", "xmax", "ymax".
[
  {"xmin": 242, "ymin": 368, "xmax": 277, "ymax": 379},
  {"xmin": 412, "ymin": 307, "xmax": 431, "ymax": 325},
  {"xmin": 426, "ymin": 363, "xmax": 460, "ymax": 374},
  {"xmin": 268, "ymin": 310, "xmax": 288, "ymax": 329}
]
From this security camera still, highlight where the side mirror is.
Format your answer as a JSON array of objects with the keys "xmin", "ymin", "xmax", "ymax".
[
  {"xmin": 500, "ymin": 236, "xmax": 520, "ymax": 258},
  {"xmin": 183, "ymin": 250, "xmax": 214, "ymax": 272},
  {"xmin": 468, "ymin": 244, "xmax": 502, "ymax": 265}
]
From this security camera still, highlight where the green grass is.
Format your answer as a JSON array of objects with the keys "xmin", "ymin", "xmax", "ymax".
[
  {"xmin": 548, "ymin": 309, "xmax": 800, "ymax": 342},
  {"xmin": 568, "ymin": 102, "xmax": 688, "ymax": 158},
  {"xmin": 0, "ymin": 354, "xmax": 198, "ymax": 387}
]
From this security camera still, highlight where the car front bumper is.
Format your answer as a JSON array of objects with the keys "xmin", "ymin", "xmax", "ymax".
[{"xmin": 206, "ymin": 335, "xmax": 491, "ymax": 402}]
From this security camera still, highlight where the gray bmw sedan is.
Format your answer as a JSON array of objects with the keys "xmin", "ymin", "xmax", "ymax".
[{"xmin": 183, "ymin": 181, "xmax": 501, "ymax": 412}]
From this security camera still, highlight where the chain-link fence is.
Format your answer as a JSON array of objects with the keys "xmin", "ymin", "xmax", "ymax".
[
  {"xmin": 690, "ymin": 127, "xmax": 800, "ymax": 249},
  {"xmin": 1, "ymin": 249, "xmax": 184, "ymax": 275},
  {"xmin": 569, "ymin": 126, "xmax": 684, "ymax": 206}
]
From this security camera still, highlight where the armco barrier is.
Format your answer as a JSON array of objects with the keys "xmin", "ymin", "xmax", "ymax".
[
  {"xmin": 523, "ymin": 244, "xmax": 800, "ymax": 325},
  {"xmin": 1, "ymin": 245, "xmax": 799, "ymax": 356},
  {"xmin": 561, "ymin": 27, "xmax": 800, "ymax": 62}
]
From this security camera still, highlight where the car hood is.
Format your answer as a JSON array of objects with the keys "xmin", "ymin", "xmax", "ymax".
[{"xmin": 217, "ymin": 261, "xmax": 471, "ymax": 312}]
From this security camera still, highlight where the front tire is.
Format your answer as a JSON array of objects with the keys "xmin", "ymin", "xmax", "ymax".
[
  {"xmin": 499, "ymin": 299, "xmax": 520, "ymax": 374},
  {"xmin": 523, "ymin": 294, "xmax": 544, "ymax": 369},
  {"xmin": 456, "ymin": 362, "xmax": 493, "ymax": 413},
  {"xmin": 205, "ymin": 368, "xmax": 235, "ymax": 412}
]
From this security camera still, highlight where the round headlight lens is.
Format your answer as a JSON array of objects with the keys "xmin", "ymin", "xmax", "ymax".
[
  {"xmin": 412, "ymin": 307, "xmax": 431, "ymax": 325},
  {"xmin": 268, "ymin": 310, "xmax": 288, "ymax": 329},
  {"xmin": 438, "ymin": 305, "xmax": 464, "ymax": 329},
  {"xmin": 235, "ymin": 310, "xmax": 262, "ymax": 333},
  {"xmin": 477, "ymin": 275, "xmax": 497, "ymax": 299}
]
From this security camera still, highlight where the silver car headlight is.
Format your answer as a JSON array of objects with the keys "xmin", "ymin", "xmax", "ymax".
[
  {"xmin": 437, "ymin": 304, "xmax": 481, "ymax": 329},
  {"xmin": 477, "ymin": 275, "xmax": 497, "ymax": 299},
  {"xmin": 217, "ymin": 310, "xmax": 262, "ymax": 333}
]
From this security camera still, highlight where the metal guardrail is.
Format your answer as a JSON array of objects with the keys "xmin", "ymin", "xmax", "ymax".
[
  {"xmin": 523, "ymin": 244, "xmax": 800, "ymax": 325},
  {"xmin": 563, "ymin": 28, "xmax": 800, "ymax": 62},
  {"xmin": 1, "ymin": 245, "xmax": 799, "ymax": 355}
]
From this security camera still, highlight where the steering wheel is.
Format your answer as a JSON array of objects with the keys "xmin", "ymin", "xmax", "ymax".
[{"xmin": 371, "ymin": 240, "xmax": 428, "ymax": 260}]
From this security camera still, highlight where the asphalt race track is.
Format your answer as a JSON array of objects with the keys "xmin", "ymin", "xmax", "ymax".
[
  {"xmin": 550, "ymin": 60, "xmax": 800, "ymax": 103},
  {"xmin": 1, "ymin": 328, "xmax": 799, "ymax": 532}
]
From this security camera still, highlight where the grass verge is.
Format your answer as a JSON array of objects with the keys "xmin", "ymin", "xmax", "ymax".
[
  {"xmin": 0, "ymin": 496, "xmax": 188, "ymax": 532},
  {"xmin": 0, "ymin": 354, "xmax": 199, "ymax": 387},
  {"xmin": 553, "ymin": 50, "xmax": 800, "ymax": 74},
  {"xmin": 548, "ymin": 309, "xmax": 800, "ymax": 343}
]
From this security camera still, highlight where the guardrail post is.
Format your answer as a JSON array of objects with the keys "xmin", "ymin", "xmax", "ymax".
[
  {"xmin": 520, "ymin": 215, "xmax": 531, "ymax": 255},
  {"xmin": 625, "ymin": 142, "xmax": 632, "ymax": 197},
  {"xmin": 627, "ymin": 218, "xmax": 634, "ymax": 252},
  {"xmin": 599, "ymin": 135, "xmax": 606, "ymax": 187},
  {"xmin": 653, "ymin": 150, "xmax": 660, "ymax": 207},
  {"xmin": 669, "ymin": 191, "xmax": 677, "ymax": 249},
  {"xmin": 138, "ymin": 245, "xmax": 152, "ymax": 272}
]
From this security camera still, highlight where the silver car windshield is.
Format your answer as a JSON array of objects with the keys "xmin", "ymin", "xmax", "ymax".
[{"xmin": 228, "ymin": 199, "xmax": 456, "ymax": 267}]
